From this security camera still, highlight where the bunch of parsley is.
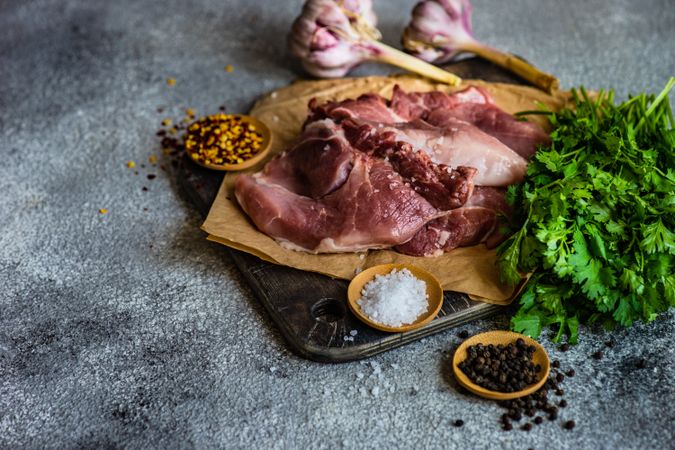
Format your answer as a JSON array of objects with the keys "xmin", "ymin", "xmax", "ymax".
[{"xmin": 498, "ymin": 78, "xmax": 675, "ymax": 343}]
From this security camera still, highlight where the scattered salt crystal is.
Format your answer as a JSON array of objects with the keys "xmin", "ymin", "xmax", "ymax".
[
  {"xmin": 350, "ymin": 330, "xmax": 358, "ymax": 336},
  {"xmin": 356, "ymin": 372, "xmax": 364, "ymax": 380},
  {"xmin": 270, "ymin": 367, "xmax": 277, "ymax": 373},
  {"xmin": 359, "ymin": 387, "xmax": 367, "ymax": 396},
  {"xmin": 371, "ymin": 386, "xmax": 380, "ymax": 397},
  {"xmin": 356, "ymin": 268, "xmax": 429, "ymax": 327},
  {"xmin": 271, "ymin": 92, "xmax": 278, "ymax": 98},
  {"xmin": 390, "ymin": 363, "xmax": 399, "ymax": 370},
  {"xmin": 343, "ymin": 335, "xmax": 350, "ymax": 341}
]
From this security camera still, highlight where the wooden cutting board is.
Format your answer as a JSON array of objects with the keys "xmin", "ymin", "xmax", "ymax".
[{"xmin": 178, "ymin": 58, "xmax": 530, "ymax": 362}]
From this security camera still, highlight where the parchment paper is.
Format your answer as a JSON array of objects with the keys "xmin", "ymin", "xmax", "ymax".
[{"xmin": 202, "ymin": 75, "xmax": 569, "ymax": 304}]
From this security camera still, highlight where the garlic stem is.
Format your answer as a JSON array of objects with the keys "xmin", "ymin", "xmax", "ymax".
[
  {"xmin": 370, "ymin": 40, "xmax": 462, "ymax": 86},
  {"xmin": 461, "ymin": 41, "xmax": 559, "ymax": 93}
]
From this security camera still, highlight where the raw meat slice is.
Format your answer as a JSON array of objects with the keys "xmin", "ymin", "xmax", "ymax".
[
  {"xmin": 262, "ymin": 120, "xmax": 354, "ymax": 198},
  {"xmin": 395, "ymin": 208, "xmax": 498, "ymax": 256},
  {"xmin": 341, "ymin": 119, "xmax": 476, "ymax": 210},
  {"xmin": 387, "ymin": 118, "xmax": 528, "ymax": 187},
  {"xmin": 390, "ymin": 84, "xmax": 492, "ymax": 120},
  {"xmin": 426, "ymin": 104, "xmax": 550, "ymax": 159},
  {"xmin": 307, "ymin": 93, "xmax": 405, "ymax": 124},
  {"xmin": 234, "ymin": 121, "xmax": 444, "ymax": 253},
  {"xmin": 395, "ymin": 187, "xmax": 510, "ymax": 256}
]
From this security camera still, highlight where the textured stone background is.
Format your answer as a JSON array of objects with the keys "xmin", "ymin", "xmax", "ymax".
[{"xmin": 1, "ymin": 0, "xmax": 674, "ymax": 448}]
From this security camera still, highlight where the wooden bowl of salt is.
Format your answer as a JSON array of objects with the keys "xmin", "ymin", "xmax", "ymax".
[{"xmin": 347, "ymin": 264, "xmax": 444, "ymax": 333}]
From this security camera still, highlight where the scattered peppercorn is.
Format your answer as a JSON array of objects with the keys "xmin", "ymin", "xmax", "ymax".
[
  {"xmin": 458, "ymin": 330, "xmax": 469, "ymax": 339},
  {"xmin": 566, "ymin": 369, "xmax": 575, "ymax": 377},
  {"xmin": 142, "ymin": 187, "xmax": 148, "ymax": 192},
  {"xmin": 453, "ymin": 420, "xmax": 464, "ymax": 427},
  {"xmin": 605, "ymin": 340, "xmax": 615, "ymax": 348},
  {"xmin": 147, "ymin": 174, "xmax": 156, "ymax": 180},
  {"xmin": 552, "ymin": 360, "xmax": 560, "ymax": 369},
  {"xmin": 556, "ymin": 373, "xmax": 564, "ymax": 383},
  {"xmin": 534, "ymin": 416, "xmax": 543, "ymax": 425},
  {"xmin": 592, "ymin": 351, "xmax": 604, "ymax": 360},
  {"xmin": 559, "ymin": 343, "xmax": 570, "ymax": 352},
  {"xmin": 521, "ymin": 423, "xmax": 533, "ymax": 431},
  {"xmin": 564, "ymin": 420, "xmax": 575, "ymax": 430},
  {"xmin": 184, "ymin": 114, "xmax": 264, "ymax": 166},
  {"xmin": 559, "ymin": 399, "xmax": 567, "ymax": 408},
  {"xmin": 502, "ymin": 422, "xmax": 512, "ymax": 431},
  {"xmin": 636, "ymin": 358, "xmax": 647, "ymax": 369}
]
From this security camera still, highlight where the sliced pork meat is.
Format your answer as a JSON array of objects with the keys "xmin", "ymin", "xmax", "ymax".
[
  {"xmin": 388, "ymin": 118, "xmax": 528, "ymax": 187},
  {"xmin": 426, "ymin": 104, "xmax": 550, "ymax": 159},
  {"xmin": 235, "ymin": 86, "xmax": 548, "ymax": 256},
  {"xmin": 395, "ymin": 187, "xmax": 511, "ymax": 256},
  {"xmin": 307, "ymin": 93, "xmax": 405, "ymax": 125},
  {"xmin": 390, "ymin": 85, "xmax": 493, "ymax": 120},
  {"xmin": 341, "ymin": 119, "xmax": 476, "ymax": 210},
  {"xmin": 235, "ymin": 121, "xmax": 444, "ymax": 253}
]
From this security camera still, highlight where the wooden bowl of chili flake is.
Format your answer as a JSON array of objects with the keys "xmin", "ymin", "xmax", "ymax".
[{"xmin": 184, "ymin": 113, "xmax": 272, "ymax": 171}]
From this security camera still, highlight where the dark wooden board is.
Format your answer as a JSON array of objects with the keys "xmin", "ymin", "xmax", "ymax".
[{"xmin": 178, "ymin": 58, "xmax": 526, "ymax": 362}]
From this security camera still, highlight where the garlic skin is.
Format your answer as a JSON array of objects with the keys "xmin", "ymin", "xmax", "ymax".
[
  {"xmin": 288, "ymin": 0, "xmax": 380, "ymax": 78},
  {"xmin": 403, "ymin": 0, "xmax": 475, "ymax": 64}
]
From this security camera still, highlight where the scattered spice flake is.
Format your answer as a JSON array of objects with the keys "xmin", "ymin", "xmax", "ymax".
[
  {"xmin": 142, "ymin": 186, "xmax": 148, "ymax": 192},
  {"xmin": 186, "ymin": 108, "xmax": 195, "ymax": 118},
  {"xmin": 147, "ymin": 174, "xmax": 156, "ymax": 180},
  {"xmin": 166, "ymin": 78, "xmax": 176, "ymax": 86},
  {"xmin": 148, "ymin": 154, "xmax": 157, "ymax": 165},
  {"xmin": 161, "ymin": 119, "xmax": 172, "ymax": 127},
  {"xmin": 143, "ymin": 207, "xmax": 148, "ymax": 212},
  {"xmin": 157, "ymin": 107, "xmax": 164, "ymax": 113},
  {"xmin": 219, "ymin": 105, "xmax": 226, "ymax": 111},
  {"xmin": 99, "ymin": 208, "xmax": 108, "ymax": 215},
  {"xmin": 126, "ymin": 161, "xmax": 136, "ymax": 168},
  {"xmin": 224, "ymin": 65, "xmax": 233, "ymax": 73}
]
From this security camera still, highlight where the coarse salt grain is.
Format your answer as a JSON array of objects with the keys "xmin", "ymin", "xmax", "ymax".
[{"xmin": 357, "ymin": 268, "xmax": 428, "ymax": 327}]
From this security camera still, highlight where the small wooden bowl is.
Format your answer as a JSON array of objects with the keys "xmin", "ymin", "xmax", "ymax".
[
  {"xmin": 347, "ymin": 264, "xmax": 444, "ymax": 333},
  {"xmin": 452, "ymin": 331, "xmax": 550, "ymax": 400},
  {"xmin": 187, "ymin": 115, "xmax": 272, "ymax": 171}
]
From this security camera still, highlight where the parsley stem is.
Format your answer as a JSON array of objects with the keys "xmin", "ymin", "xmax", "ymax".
[{"xmin": 635, "ymin": 77, "xmax": 675, "ymax": 132}]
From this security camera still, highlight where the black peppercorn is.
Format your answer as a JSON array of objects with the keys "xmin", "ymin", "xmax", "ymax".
[
  {"xmin": 592, "ymin": 351, "xmax": 604, "ymax": 360},
  {"xmin": 453, "ymin": 419, "xmax": 464, "ymax": 427},
  {"xmin": 534, "ymin": 416, "xmax": 543, "ymax": 425},
  {"xmin": 559, "ymin": 343, "xmax": 570, "ymax": 352},
  {"xmin": 564, "ymin": 420, "xmax": 575, "ymax": 430}
]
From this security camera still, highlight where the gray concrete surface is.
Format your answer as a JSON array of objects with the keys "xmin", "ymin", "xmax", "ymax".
[{"xmin": 1, "ymin": 0, "xmax": 674, "ymax": 448}]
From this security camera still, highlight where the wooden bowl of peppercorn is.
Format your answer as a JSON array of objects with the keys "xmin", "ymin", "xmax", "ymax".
[{"xmin": 452, "ymin": 331, "xmax": 550, "ymax": 400}]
